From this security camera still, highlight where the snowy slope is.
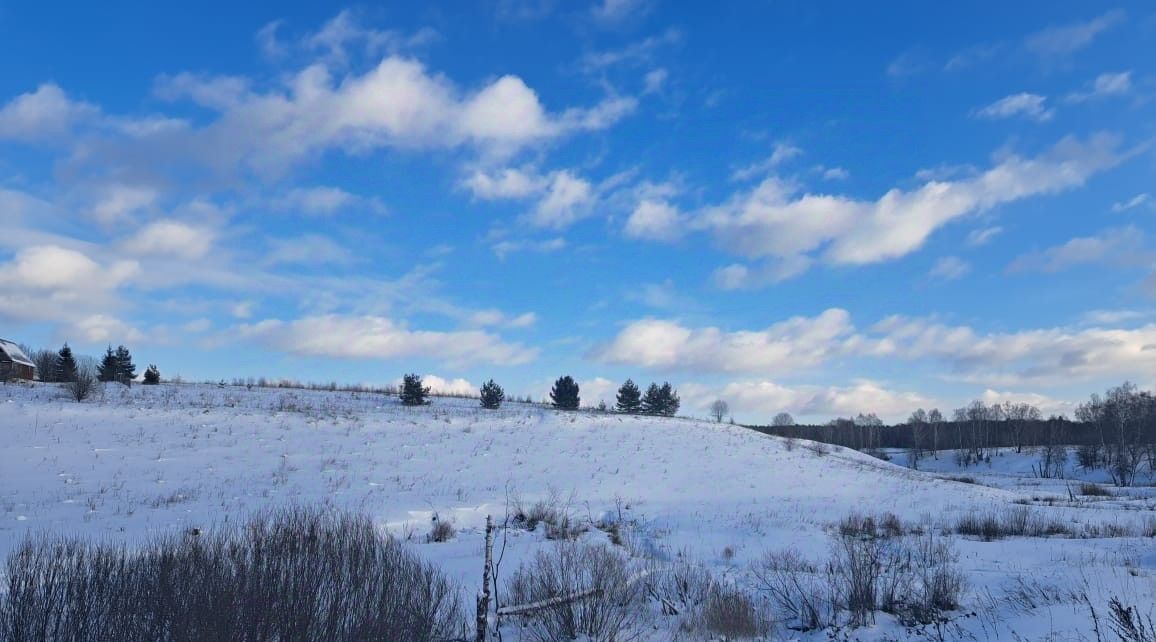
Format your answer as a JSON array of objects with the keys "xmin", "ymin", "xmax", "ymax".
[{"xmin": 2, "ymin": 382, "xmax": 1154, "ymax": 640}]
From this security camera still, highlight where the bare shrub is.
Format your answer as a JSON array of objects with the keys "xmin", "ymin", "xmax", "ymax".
[
  {"xmin": 646, "ymin": 561, "xmax": 714, "ymax": 617},
  {"xmin": 700, "ymin": 584, "xmax": 770, "ymax": 640},
  {"xmin": 0, "ymin": 507, "xmax": 466, "ymax": 642},
  {"xmin": 1108, "ymin": 598, "xmax": 1156, "ymax": 642},
  {"xmin": 512, "ymin": 491, "xmax": 587, "ymax": 541},
  {"xmin": 952, "ymin": 507, "xmax": 1071, "ymax": 541},
  {"xmin": 426, "ymin": 514, "xmax": 456, "ymax": 543},
  {"xmin": 64, "ymin": 359, "xmax": 98, "ymax": 402},
  {"xmin": 1078, "ymin": 482, "xmax": 1112, "ymax": 497},
  {"xmin": 752, "ymin": 549, "xmax": 834, "ymax": 631},
  {"xmin": 804, "ymin": 440, "xmax": 829, "ymax": 456},
  {"xmin": 503, "ymin": 543, "xmax": 647, "ymax": 642}
]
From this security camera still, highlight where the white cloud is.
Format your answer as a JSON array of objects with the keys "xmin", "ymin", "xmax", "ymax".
[
  {"xmin": 624, "ymin": 200, "xmax": 683, "ymax": 242},
  {"xmin": 240, "ymin": 314, "xmax": 538, "ymax": 366},
  {"xmin": 1111, "ymin": 193, "xmax": 1150, "ymax": 213},
  {"xmin": 1067, "ymin": 71, "xmax": 1132, "ymax": 103},
  {"xmin": 886, "ymin": 49, "xmax": 932, "ymax": 78},
  {"xmin": 929, "ymin": 256, "xmax": 970, "ymax": 281},
  {"xmin": 643, "ymin": 68, "xmax": 668, "ymax": 94},
  {"xmin": 975, "ymin": 93, "xmax": 1054, "ymax": 122},
  {"xmin": 966, "ymin": 226, "xmax": 1003, "ymax": 247},
  {"xmin": 122, "ymin": 221, "xmax": 215, "ymax": 260},
  {"xmin": 731, "ymin": 143, "xmax": 803, "ymax": 181},
  {"xmin": 529, "ymin": 171, "xmax": 595, "ymax": 228},
  {"xmin": 1025, "ymin": 10, "xmax": 1124, "ymax": 60},
  {"xmin": 821, "ymin": 167, "xmax": 850, "ymax": 181},
  {"xmin": 1007, "ymin": 226, "xmax": 1145, "ymax": 273},
  {"xmin": 463, "ymin": 167, "xmax": 545, "ymax": 200},
  {"xmin": 414, "ymin": 374, "xmax": 475, "ymax": 396},
  {"xmin": 979, "ymin": 389, "xmax": 1076, "ymax": 418},
  {"xmin": 682, "ymin": 379, "xmax": 933, "ymax": 424},
  {"xmin": 148, "ymin": 54, "xmax": 635, "ymax": 177},
  {"xmin": 711, "ymin": 256, "xmax": 813, "ymax": 290},
  {"xmin": 579, "ymin": 28, "xmax": 682, "ymax": 71},
  {"xmin": 68, "ymin": 314, "xmax": 146, "ymax": 344},
  {"xmin": 695, "ymin": 134, "xmax": 1123, "ymax": 278},
  {"xmin": 89, "ymin": 184, "xmax": 159, "ymax": 224},
  {"xmin": 591, "ymin": 0, "xmax": 652, "ymax": 24},
  {"xmin": 0, "ymin": 84, "xmax": 98, "ymax": 142},
  {"xmin": 491, "ymin": 237, "xmax": 567, "ymax": 260},
  {"xmin": 0, "ymin": 245, "xmax": 136, "ymax": 293},
  {"xmin": 264, "ymin": 235, "xmax": 354, "ymax": 266},
  {"xmin": 466, "ymin": 309, "xmax": 537, "ymax": 329},
  {"xmin": 592, "ymin": 308, "xmax": 855, "ymax": 374},
  {"xmin": 272, "ymin": 186, "xmax": 386, "ymax": 216}
]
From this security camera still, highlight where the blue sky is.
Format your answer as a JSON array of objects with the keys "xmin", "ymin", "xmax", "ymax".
[{"xmin": 1, "ymin": 1, "xmax": 1153, "ymax": 422}]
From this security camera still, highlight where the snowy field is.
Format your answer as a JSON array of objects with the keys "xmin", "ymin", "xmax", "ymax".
[{"xmin": 2, "ymin": 381, "xmax": 1155, "ymax": 640}]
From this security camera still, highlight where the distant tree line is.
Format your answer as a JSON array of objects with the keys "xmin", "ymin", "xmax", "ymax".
[{"xmin": 749, "ymin": 381, "xmax": 1156, "ymax": 486}]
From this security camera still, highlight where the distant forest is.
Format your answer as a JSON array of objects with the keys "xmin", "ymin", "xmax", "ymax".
[{"xmin": 749, "ymin": 382, "xmax": 1156, "ymax": 487}]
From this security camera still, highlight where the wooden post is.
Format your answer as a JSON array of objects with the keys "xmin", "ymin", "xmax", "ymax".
[{"xmin": 476, "ymin": 515, "xmax": 493, "ymax": 642}]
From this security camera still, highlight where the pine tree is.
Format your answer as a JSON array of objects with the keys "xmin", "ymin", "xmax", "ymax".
[
  {"xmin": 399, "ymin": 373, "xmax": 430, "ymax": 406},
  {"xmin": 479, "ymin": 379, "xmax": 504, "ymax": 409},
  {"xmin": 615, "ymin": 379, "xmax": 642, "ymax": 414},
  {"xmin": 97, "ymin": 346, "xmax": 119, "ymax": 383},
  {"xmin": 659, "ymin": 382, "xmax": 680, "ymax": 417},
  {"xmin": 641, "ymin": 383, "xmax": 663, "ymax": 415},
  {"xmin": 550, "ymin": 375, "xmax": 580, "ymax": 410},
  {"xmin": 54, "ymin": 343, "xmax": 78, "ymax": 383},
  {"xmin": 143, "ymin": 364, "xmax": 161, "ymax": 385},
  {"xmin": 115, "ymin": 345, "xmax": 136, "ymax": 386},
  {"xmin": 640, "ymin": 382, "xmax": 679, "ymax": 416}
]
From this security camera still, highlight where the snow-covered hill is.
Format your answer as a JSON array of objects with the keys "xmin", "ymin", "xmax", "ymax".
[{"xmin": 2, "ymin": 381, "xmax": 1153, "ymax": 640}]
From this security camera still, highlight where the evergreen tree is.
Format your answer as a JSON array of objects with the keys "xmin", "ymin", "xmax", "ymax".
[
  {"xmin": 399, "ymin": 373, "xmax": 430, "ymax": 406},
  {"xmin": 641, "ymin": 382, "xmax": 680, "ymax": 416},
  {"xmin": 54, "ymin": 343, "xmax": 78, "ymax": 383},
  {"xmin": 659, "ymin": 382, "xmax": 680, "ymax": 417},
  {"xmin": 615, "ymin": 379, "xmax": 642, "ymax": 414},
  {"xmin": 479, "ymin": 379, "xmax": 504, "ymax": 409},
  {"xmin": 115, "ymin": 345, "xmax": 136, "ymax": 386},
  {"xmin": 143, "ymin": 364, "xmax": 161, "ymax": 385},
  {"xmin": 550, "ymin": 375, "xmax": 580, "ymax": 410},
  {"xmin": 97, "ymin": 346, "xmax": 119, "ymax": 383},
  {"xmin": 641, "ymin": 383, "xmax": 663, "ymax": 415}
]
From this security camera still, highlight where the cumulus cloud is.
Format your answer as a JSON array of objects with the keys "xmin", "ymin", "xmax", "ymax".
[
  {"xmin": 0, "ymin": 84, "xmax": 98, "ymax": 142},
  {"xmin": 491, "ymin": 237, "xmax": 566, "ymax": 260},
  {"xmin": 239, "ymin": 314, "xmax": 538, "ymax": 366},
  {"xmin": 592, "ymin": 308, "xmax": 856, "ymax": 374},
  {"xmin": 412, "ymin": 374, "xmax": 475, "ymax": 396},
  {"xmin": 624, "ymin": 200, "xmax": 683, "ymax": 242},
  {"xmin": 145, "ymin": 54, "xmax": 635, "ymax": 177},
  {"xmin": 682, "ymin": 379, "xmax": 933, "ymax": 423},
  {"xmin": 122, "ymin": 221, "xmax": 215, "ymax": 260},
  {"xmin": 597, "ymin": 307, "xmax": 1156, "ymax": 387},
  {"xmin": 528, "ymin": 171, "xmax": 595, "ymax": 228},
  {"xmin": 263, "ymin": 235, "xmax": 355, "ymax": 266},
  {"xmin": 694, "ymin": 133, "xmax": 1124, "ymax": 278},
  {"xmin": 974, "ymin": 93, "xmax": 1054, "ymax": 122},
  {"xmin": 463, "ymin": 167, "xmax": 545, "ymax": 200}
]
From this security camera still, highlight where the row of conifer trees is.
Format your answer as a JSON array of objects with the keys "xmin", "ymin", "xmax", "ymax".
[
  {"xmin": 397, "ymin": 373, "xmax": 679, "ymax": 416},
  {"xmin": 34, "ymin": 343, "xmax": 160, "ymax": 386}
]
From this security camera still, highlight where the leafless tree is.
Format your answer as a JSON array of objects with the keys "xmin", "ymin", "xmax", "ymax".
[
  {"xmin": 65, "ymin": 358, "xmax": 98, "ymax": 402},
  {"xmin": 709, "ymin": 399, "xmax": 729, "ymax": 423},
  {"xmin": 772, "ymin": 412, "xmax": 795, "ymax": 427}
]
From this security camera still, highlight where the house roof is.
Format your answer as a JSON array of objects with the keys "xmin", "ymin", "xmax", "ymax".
[{"xmin": 0, "ymin": 339, "xmax": 36, "ymax": 368}]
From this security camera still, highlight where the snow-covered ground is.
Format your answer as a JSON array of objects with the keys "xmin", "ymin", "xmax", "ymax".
[{"xmin": 2, "ymin": 381, "xmax": 1154, "ymax": 640}]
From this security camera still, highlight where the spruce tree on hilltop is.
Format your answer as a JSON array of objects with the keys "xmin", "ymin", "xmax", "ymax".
[
  {"xmin": 143, "ymin": 364, "xmax": 161, "ymax": 385},
  {"xmin": 97, "ymin": 346, "xmax": 119, "ymax": 383},
  {"xmin": 399, "ymin": 373, "xmax": 430, "ymax": 406},
  {"xmin": 479, "ymin": 379, "xmax": 504, "ymax": 409},
  {"xmin": 659, "ymin": 382, "xmax": 680, "ymax": 416},
  {"xmin": 115, "ymin": 345, "xmax": 137, "ymax": 386},
  {"xmin": 54, "ymin": 343, "xmax": 78, "ymax": 383},
  {"xmin": 550, "ymin": 375, "xmax": 580, "ymax": 410},
  {"xmin": 641, "ymin": 382, "xmax": 680, "ymax": 416},
  {"xmin": 616, "ymin": 379, "xmax": 642, "ymax": 414}
]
